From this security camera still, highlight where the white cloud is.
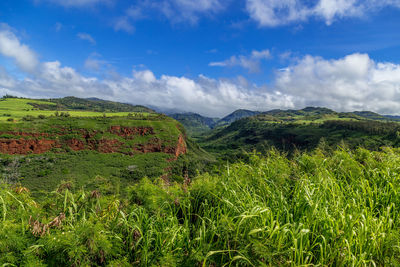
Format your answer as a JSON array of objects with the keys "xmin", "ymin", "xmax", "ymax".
[
  {"xmin": 113, "ymin": 17, "xmax": 135, "ymax": 34},
  {"xmin": 4, "ymin": 52, "xmax": 400, "ymax": 117},
  {"xmin": 38, "ymin": 0, "xmax": 110, "ymax": 7},
  {"xmin": 84, "ymin": 53, "xmax": 108, "ymax": 72},
  {"xmin": 133, "ymin": 70, "xmax": 157, "ymax": 83},
  {"xmin": 276, "ymin": 53, "xmax": 400, "ymax": 114},
  {"xmin": 209, "ymin": 49, "xmax": 272, "ymax": 72},
  {"xmin": 160, "ymin": 0, "xmax": 225, "ymax": 23},
  {"xmin": 0, "ymin": 67, "xmax": 16, "ymax": 88},
  {"xmin": 0, "ymin": 25, "xmax": 39, "ymax": 72},
  {"xmin": 113, "ymin": 0, "xmax": 226, "ymax": 33},
  {"xmin": 3, "ymin": 24, "xmax": 400, "ymax": 117},
  {"xmin": 77, "ymin": 33, "xmax": 96, "ymax": 45},
  {"xmin": 246, "ymin": 0, "xmax": 400, "ymax": 27}
]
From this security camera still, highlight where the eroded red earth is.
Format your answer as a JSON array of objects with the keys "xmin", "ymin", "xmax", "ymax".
[{"xmin": 0, "ymin": 126, "xmax": 186, "ymax": 158}]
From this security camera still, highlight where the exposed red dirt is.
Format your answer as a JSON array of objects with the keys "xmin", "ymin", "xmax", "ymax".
[
  {"xmin": 0, "ymin": 127, "xmax": 186, "ymax": 158},
  {"xmin": 0, "ymin": 138, "xmax": 59, "ymax": 154},
  {"xmin": 109, "ymin": 126, "xmax": 154, "ymax": 137}
]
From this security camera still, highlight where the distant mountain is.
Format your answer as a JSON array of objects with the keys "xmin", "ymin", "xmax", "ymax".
[
  {"xmin": 384, "ymin": 115, "xmax": 400, "ymax": 121},
  {"xmin": 32, "ymin": 96, "xmax": 155, "ymax": 113},
  {"xmin": 168, "ymin": 106, "xmax": 400, "ymax": 139},
  {"xmin": 352, "ymin": 111, "xmax": 388, "ymax": 121},
  {"xmin": 170, "ymin": 113, "xmax": 219, "ymax": 136},
  {"xmin": 217, "ymin": 109, "xmax": 261, "ymax": 126},
  {"xmin": 263, "ymin": 107, "xmax": 336, "ymax": 117}
]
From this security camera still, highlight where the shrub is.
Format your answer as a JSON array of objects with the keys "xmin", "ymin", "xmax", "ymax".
[{"xmin": 22, "ymin": 115, "xmax": 35, "ymax": 121}]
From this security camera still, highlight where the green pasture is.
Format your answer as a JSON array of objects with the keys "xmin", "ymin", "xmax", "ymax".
[{"xmin": 0, "ymin": 98, "xmax": 152, "ymax": 121}]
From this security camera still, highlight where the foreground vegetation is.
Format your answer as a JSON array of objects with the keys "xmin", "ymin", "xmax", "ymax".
[{"xmin": 1, "ymin": 147, "xmax": 400, "ymax": 266}]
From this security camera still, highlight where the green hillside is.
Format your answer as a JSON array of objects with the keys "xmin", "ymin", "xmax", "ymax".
[
  {"xmin": 0, "ymin": 97, "xmax": 214, "ymax": 197},
  {"xmin": 199, "ymin": 108, "xmax": 400, "ymax": 158},
  {"xmin": 216, "ymin": 109, "xmax": 260, "ymax": 126},
  {"xmin": 46, "ymin": 96, "xmax": 154, "ymax": 113}
]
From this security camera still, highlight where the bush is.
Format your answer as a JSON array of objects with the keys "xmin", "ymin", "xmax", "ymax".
[{"xmin": 22, "ymin": 115, "xmax": 35, "ymax": 121}]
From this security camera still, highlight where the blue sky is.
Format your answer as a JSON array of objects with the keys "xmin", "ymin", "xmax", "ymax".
[{"xmin": 1, "ymin": 0, "xmax": 400, "ymax": 117}]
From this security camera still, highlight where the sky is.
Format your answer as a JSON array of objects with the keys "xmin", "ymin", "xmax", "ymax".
[{"xmin": 1, "ymin": 0, "xmax": 400, "ymax": 117}]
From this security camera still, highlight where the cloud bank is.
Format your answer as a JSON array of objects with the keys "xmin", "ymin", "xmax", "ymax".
[{"xmin": 1, "ymin": 25, "xmax": 400, "ymax": 117}]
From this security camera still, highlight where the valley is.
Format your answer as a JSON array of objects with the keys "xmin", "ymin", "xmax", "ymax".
[{"xmin": 1, "ymin": 96, "xmax": 400, "ymax": 266}]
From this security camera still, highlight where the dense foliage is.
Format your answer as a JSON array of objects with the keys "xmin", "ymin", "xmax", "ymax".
[
  {"xmin": 1, "ymin": 147, "xmax": 400, "ymax": 266},
  {"xmin": 201, "ymin": 118, "xmax": 400, "ymax": 158}
]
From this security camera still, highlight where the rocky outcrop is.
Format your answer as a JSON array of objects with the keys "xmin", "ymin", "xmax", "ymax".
[
  {"xmin": 0, "ymin": 127, "xmax": 187, "ymax": 158},
  {"xmin": 134, "ymin": 134, "xmax": 186, "ymax": 158},
  {"xmin": 175, "ymin": 134, "xmax": 187, "ymax": 157}
]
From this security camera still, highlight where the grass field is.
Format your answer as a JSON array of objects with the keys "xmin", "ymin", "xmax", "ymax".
[
  {"xmin": 0, "ymin": 98, "xmax": 151, "ymax": 122},
  {"xmin": 1, "ymin": 147, "xmax": 400, "ymax": 266}
]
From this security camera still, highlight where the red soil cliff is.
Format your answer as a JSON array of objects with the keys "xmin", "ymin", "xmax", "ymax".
[{"xmin": 0, "ymin": 126, "xmax": 186, "ymax": 158}]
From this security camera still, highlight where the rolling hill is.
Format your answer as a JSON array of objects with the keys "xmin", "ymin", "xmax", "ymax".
[
  {"xmin": 217, "ymin": 109, "xmax": 261, "ymax": 126},
  {"xmin": 0, "ymin": 96, "xmax": 213, "ymax": 196},
  {"xmin": 170, "ymin": 109, "xmax": 261, "ymax": 136},
  {"xmin": 199, "ymin": 107, "xmax": 400, "ymax": 158}
]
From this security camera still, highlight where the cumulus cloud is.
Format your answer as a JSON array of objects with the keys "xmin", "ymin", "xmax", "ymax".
[
  {"xmin": 246, "ymin": 0, "xmax": 400, "ymax": 27},
  {"xmin": 1, "ymin": 64, "xmax": 294, "ymax": 117},
  {"xmin": 276, "ymin": 53, "xmax": 400, "ymax": 114},
  {"xmin": 3, "ymin": 24, "xmax": 400, "ymax": 117},
  {"xmin": 0, "ymin": 25, "xmax": 39, "ymax": 72},
  {"xmin": 209, "ymin": 49, "xmax": 272, "ymax": 73},
  {"xmin": 3, "ymin": 51, "xmax": 400, "ymax": 116},
  {"xmin": 77, "ymin": 33, "xmax": 96, "ymax": 45}
]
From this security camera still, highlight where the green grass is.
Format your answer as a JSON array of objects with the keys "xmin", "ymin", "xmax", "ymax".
[
  {"xmin": 1, "ymin": 147, "xmax": 400, "ymax": 265},
  {"xmin": 0, "ymin": 115, "xmax": 182, "ymax": 147},
  {"xmin": 0, "ymin": 98, "xmax": 151, "ymax": 122},
  {"xmin": 0, "ymin": 151, "xmax": 172, "ymax": 198}
]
